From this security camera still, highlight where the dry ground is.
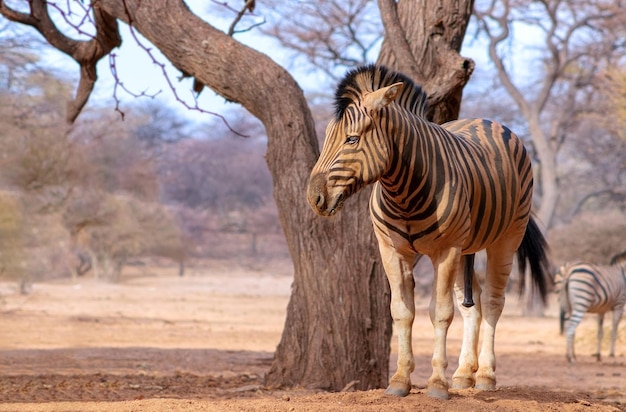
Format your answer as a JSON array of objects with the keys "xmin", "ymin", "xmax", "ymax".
[{"xmin": 0, "ymin": 260, "xmax": 624, "ymax": 411}]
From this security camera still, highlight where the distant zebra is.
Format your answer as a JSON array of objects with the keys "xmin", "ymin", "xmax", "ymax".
[
  {"xmin": 555, "ymin": 252, "xmax": 626, "ymax": 363},
  {"xmin": 306, "ymin": 65, "xmax": 550, "ymax": 400}
]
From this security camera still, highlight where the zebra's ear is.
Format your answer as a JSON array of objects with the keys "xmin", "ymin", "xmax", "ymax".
[{"xmin": 363, "ymin": 82, "xmax": 404, "ymax": 111}]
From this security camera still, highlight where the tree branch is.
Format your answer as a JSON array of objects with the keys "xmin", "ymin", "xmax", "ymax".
[
  {"xmin": 0, "ymin": 1, "xmax": 37, "ymax": 25},
  {"xmin": 227, "ymin": 0, "xmax": 255, "ymax": 36},
  {"xmin": 568, "ymin": 188, "xmax": 626, "ymax": 218},
  {"xmin": 475, "ymin": 1, "xmax": 530, "ymax": 117},
  {"xmin": 376, "ymin": 0, "xmax": 422, "ymax": 80},
  {"xmin": 0, "ymin": 0, "xmax": 121, "ymax": 123}
]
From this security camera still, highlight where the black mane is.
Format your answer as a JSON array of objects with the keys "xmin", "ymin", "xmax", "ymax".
[
  {"xmin": 610, "ymin": 250, "xmax": 626, "ymax": 266},
  {"xmin": 334, "ymin": 64, "xmax": 428, "ymax": 120}
]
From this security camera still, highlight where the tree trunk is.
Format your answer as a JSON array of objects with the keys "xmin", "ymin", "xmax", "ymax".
[
  {"xmin": 97, "ymin": 0, "xmax": 391, "ymax": 390},
  {"xmin": 523, "ymin": 116, "xmax": 556, "ymax": 315},
  {"xmin": 528, "ymin": 116, "xmax": 559, "ymax": 229},
  {"xmin": 377, "ymin": 0, "xmax": 475, "ymax": 124}
]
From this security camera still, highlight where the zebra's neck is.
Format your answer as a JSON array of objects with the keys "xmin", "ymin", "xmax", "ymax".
[{"xmin": 378, "ymin": 112, "xmax": 450, "ymax": 214}]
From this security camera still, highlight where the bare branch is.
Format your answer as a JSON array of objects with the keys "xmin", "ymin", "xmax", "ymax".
[
  {"xmin": 227, "ymin": 0, "xmax": 255, "ymax": 36},
  {"xmin": 475, "ymin": 1, "xmax": 530, "ymax": 116},
  {"xmin": 0, "ymin": 1, "xmax": 37, "ymax": 25},
  {"xmin": 261, "ymin": 0, "xmax": 382, "ymax": 80},
  {"xmin": 376, "ymin": 0, "xmax": 422, "ymax": 80},
  {"xmin": 569, "ymin": 189, "xmax": 626, "ymax": 218},
  {"xmin": 0, "ymin": 0, "xmax": 122, "ymax": 123},
  {"xmin": 118, "ymin": 24, "xmax": 249, "ymax": 137}
]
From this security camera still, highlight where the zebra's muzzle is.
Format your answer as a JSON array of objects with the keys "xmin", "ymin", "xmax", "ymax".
[
  {"xmin": 307, "ymin": 173, "xmax": 344, "ymax": 217},
  {"xmin": 327, "ymin": 193, "xmax": 344, "ymax": 216}
]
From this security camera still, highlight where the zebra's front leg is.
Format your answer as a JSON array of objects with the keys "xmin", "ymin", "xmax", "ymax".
[
  {"xmin": 379, "ymin": 246, "xmax": 417, "ymax": 397},
  {"xmin": 452, "ymin": 267, "xmax": 482, "ymax": 389},
  {"xmin": 427, "ymin": 248, "xmax": 461, "ymax": 400}
]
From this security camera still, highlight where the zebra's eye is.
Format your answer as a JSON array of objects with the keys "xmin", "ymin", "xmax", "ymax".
[{"xmin": 345, "ymin": 135, "xmax": 359, "ymax": 145}]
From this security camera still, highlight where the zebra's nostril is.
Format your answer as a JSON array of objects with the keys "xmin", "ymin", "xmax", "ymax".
[{"xmin": 316, "ymin": 194, "xmax": 325, "ymax": 208}]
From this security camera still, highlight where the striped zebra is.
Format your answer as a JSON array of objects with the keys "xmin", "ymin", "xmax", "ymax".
[
  {"xmin": 306, "ymin": 65, "xmax": 550, "ymax": 400},
  {"xmin": 555, "ymin": 252, "xmax": 626, "ymax": 363}
]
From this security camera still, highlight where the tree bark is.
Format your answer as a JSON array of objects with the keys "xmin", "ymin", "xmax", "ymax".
[
  {"xmin": 528, "ymin": 116, "xmax": 559, "ymax": 227},
  {"xmin": 95, "ymin": 0, "xmax": 392, "ymax": 390},
  {"xmin": 377, "ymin": 0, "xmax": 475, "ymax": 124}
]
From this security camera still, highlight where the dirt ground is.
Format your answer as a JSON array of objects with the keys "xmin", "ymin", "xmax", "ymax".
[{"xmin": 0, "ymin": 260, "xmax": 624, "ymax": 412}]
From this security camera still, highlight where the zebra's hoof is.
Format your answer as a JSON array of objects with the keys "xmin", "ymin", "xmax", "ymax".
[
  {"xmin": 451, "ymin": 376, "xmax": 474, "ymax": 389},
  {"xmin": 384, "ymin": 381, "xmax": 411, "ymax": 397},
  {"xmin": 426, "ymin": 382, "xmax": 449, "ymax": 400},
  {"xmin": 475, "ymin": 376, "xmax": 496, "ymax": 391}
]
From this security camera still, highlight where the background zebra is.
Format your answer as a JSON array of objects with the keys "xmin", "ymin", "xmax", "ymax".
[
  {"xmin": 306, "ymin": 65, "xmax": 550, "ymax": 400},
  {"xmin": 555, "ymin": 251, "xmax": 626, "ymax": 363}
]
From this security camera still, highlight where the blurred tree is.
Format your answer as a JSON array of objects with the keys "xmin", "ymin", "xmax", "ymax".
[
  {"xmin": 0, "ymin": 0, "xmax": 473, "ymax": 391},
  {"xmin": 69, "ymin": 108, "xmax": 160, "ymax": 201},
  {"xmin": 596, "ymin": 66, "xmax": 626, "ymax": 143},
  {"xmin": 131, "ymin": 101, "xmax": 190, "ymax": 147},
  {"xmin": 159, "ymin": 133, "xmax": 272, "ymax": 214},
  {"xmin": 472, "ymin": 0, "xmax": 626, "ymax": 229},
  {"xmin": 548, "ymin": 210, "xmax": 626, "ymax": 264},
  {"xmin": 261, "ymin": 0, "xmax": 383, "ymax": 79},
  {"xmin": 63, "ymin": 191, "xmax": 184, "ymax": 281},
  {"xmin": 0, "ymin": 192, "xmax": 27, "ymax": 293},
  {"xmin": 0, "ymin": 27, "xmax": 186, "ymax": 282},
  {"xmin": 0, "ymin": 69, "xmax": 76, "ymax": 206},
  {"xmin": 0, "ymin": 22, "xmax": 43, "ymax": 91}
]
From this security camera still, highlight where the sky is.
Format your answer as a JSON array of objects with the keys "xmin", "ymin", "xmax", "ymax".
[
  {"xmin": 39, "ymin": 9, "xmax": 224, "ymax": 121},
  {"xmin": 24, "ymin": 0, "xmax": 510, "ymax": 128},
  {"xmin": 38, "ymin": 0, "xmax": 334, "ymax": 127}
]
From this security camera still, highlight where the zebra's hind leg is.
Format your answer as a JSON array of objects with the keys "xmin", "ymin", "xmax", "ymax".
[
  {"xmin": 595, "ymin": 313, "xmax": 605, "ymax": 361},
  {"xmin": 609, "ymin": 308, "xmax": 623, "ymax": 358},
  {"xmin": 452, "ymin": 265, "xmax": 482, "ymax": 389},
  {"xmin": 566, "ymin": 326, "xmax": 577, "ymax": 363},
  {"xmin": 473, "ymin": 247, "xmax": 512, "ymax": 391}
]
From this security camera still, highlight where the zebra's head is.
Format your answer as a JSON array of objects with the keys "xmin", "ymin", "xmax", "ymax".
[{"xmin": 307, "ymin": 65, "xmax": 424, "ymax": 217}]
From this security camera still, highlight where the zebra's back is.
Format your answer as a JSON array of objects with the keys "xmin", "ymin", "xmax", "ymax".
[
  {"xmin": 438, "ymin": 118, "xmax": 533, "ymax": 253},
  {"xmin": 557, "ymin": 259, "xmax": 626, "ymax": 362},
  {"xmin": 559, "ymin": 262, "xmax": 626, "ymax": 314}
]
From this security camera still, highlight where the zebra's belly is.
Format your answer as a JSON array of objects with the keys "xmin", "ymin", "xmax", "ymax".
[
  {"xmin": 369, "ymin": 184, "xmax": 527, "ymax": 257},
  {"xmin": 375, "ymin": 217, "xmax": 473, "ymax": 257},
  {"xmin": 373, "ymin": 212, "xmax": 522, "ymax": 258}
]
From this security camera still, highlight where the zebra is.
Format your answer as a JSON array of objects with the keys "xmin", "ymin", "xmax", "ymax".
[
  {"xmin": 555, "ymin": 252, "xmax": 626, "ymax": 363},
  {"xmin": 306, "ymin": 65, "xmax": 550, "ymax": 400}
]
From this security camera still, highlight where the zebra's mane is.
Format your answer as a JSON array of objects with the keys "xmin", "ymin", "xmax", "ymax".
[
  {"xmin": 334, "ymin": 64, "xmax": 429, "ymax": 121},
  {"xmin": 609, "ymin": 250, "xmax": 626, "ymax": 266}
]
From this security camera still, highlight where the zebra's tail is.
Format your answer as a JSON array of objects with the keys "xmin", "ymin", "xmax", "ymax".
[{"xmin": 515, "ymin": 215, "xmax": 550, "ymax": 305}]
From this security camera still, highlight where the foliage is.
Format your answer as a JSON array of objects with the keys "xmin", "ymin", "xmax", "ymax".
[
  {"xmin": 0, "ymin": 191, "xmax": 26, "ymax": 286},
  {"xmin": 63, "ymin": 192, "xmax": 185, "ymax": 280},
  {"xmin": 594, "ymin": 66, "xmax": 626, "ymax": 143},
  {"xmin": 158, "ymin": 124, "xmax": 272, "ymax": 213},
  {"xmin": 548, "ymin": 210, "xmax": 626, "ymax": 265}
]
